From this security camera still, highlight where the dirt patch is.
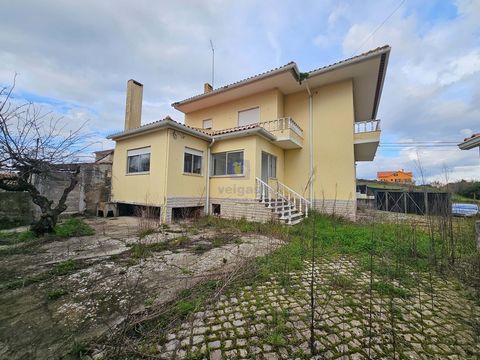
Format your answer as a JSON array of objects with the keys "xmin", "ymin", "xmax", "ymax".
[{"xmin": 0, "ymin": 217, "xmax": 283, "ymax": 359}]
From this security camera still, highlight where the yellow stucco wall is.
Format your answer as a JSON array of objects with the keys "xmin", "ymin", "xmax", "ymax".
[
  {"xmin": 185, "ymin": 89, "xmax": 282, "ymax": 130},
  {"xmin": 111, "ymin": 131, "xmax": 168, "ymax": 206},
  {"xmin": 111, "ymin": 129, "xmax": 210, "ymax": 206},
  {"xmin": 284, "ymin": 79, "xmax": 356, "ymax": 202},
  {"xmin": 166, "ymin": 129, "xmax": 209, "ymax": 197}
]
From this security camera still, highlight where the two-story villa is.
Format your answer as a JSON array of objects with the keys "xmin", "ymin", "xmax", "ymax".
[{"xmin": 107, "ymin": 46, "xmax": 390, "ymax": 224}]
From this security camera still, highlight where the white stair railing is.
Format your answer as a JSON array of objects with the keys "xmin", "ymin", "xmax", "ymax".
[
  {"xmin": 275, "ymin": 180, "xmax": 311, "ymax": 218},
  {"xmin": 256, "ymin": 177, "xmax": 311, "ymax": 223},
  {"xmin": 256, "ymin": 177, "xmax": 293, "ymax": 223}
]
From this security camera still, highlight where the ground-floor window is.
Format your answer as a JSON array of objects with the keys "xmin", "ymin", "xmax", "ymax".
[
  {"xmin": 211, "ymin": 150, "xmax": 244, "ymax": 176},
  {"xmin": 127, "ymin": 147, "xmax": 151, "ymax": 174},
  {"xmin": 184, "ymin": 147, "xmax": 203, "ymax": 174}
]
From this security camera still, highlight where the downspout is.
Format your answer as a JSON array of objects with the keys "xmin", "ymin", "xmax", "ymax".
[
  {"xmin": 305, "ymin": 80, "xmax": 313, "ymax": 207},
  {"xmin": 205, "ymin": 138, "xmax": 215, "ymax": 215}
]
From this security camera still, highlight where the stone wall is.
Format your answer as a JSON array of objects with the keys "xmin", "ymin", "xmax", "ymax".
[
  {"xmin": 0, "ymin": 163, "xmax": 111, "ymax": 228},
  {"xmin": 312, "ymin": 198, "xmax": 357, "ymax": 221},
  {"xmin": 0, "ymin": 191, "xmax": 35, "ymax": 229},
  {"xmin": 209, "ymin": 198, "xmax": 276, "ymax": 223}
]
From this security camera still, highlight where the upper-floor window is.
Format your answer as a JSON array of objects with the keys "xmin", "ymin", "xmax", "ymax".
[
  {"xmin": 203, "ymin": 119, "xmax": 213, "ymax": 129},
  {"xmin": 211, "ymin": 150, "xmax": 244, "ymax": 176},
  {"xmin": 127, "ymin": 147, "xmax": 150, "ymax": 173},
  {"xmin": 184, "ymin": 147, "xmax": 203, "ymax": 175},
  {"xmin": 238, "ymin": 107, "xmax": 260, "ymax": 126}
]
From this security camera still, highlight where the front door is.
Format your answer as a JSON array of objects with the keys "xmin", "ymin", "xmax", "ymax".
[{"xmin": 261, "ymin": 152, "xmax": 277, "ymax": 183}]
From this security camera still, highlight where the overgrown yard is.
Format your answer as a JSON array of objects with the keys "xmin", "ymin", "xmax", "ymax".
[{"xmin": 0, "ymin": 213, "xmax": 479, "ymax": 359}]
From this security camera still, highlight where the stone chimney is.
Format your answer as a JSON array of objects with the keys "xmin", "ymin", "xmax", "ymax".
[
  {"xmin": 204, "ymin": 83, "xmax": 213, "ymax": 94},
  {"xmin": 124, "ymin": 79, "xmax": 143, "ymax": 130}
]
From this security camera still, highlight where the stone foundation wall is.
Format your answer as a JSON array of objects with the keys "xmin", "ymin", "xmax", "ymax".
[
  {"xmin": 209, "ymin": 198, "xmax": 276, "ymax": 223},
  {"xmin": 312, "ymin": 198, "xmax": 356, "ymax": 221},
  {"xmin": 165, "ymin": 197, "xmax": 206, "ymax": 223}
]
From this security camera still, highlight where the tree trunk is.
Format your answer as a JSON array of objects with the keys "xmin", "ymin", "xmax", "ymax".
[
  {"xmin": 29, "ymin": 167, "xmax": 80, "ymax": 236},
  {"xmin": 30, "ymin": 211, "xmax": 58, "ymax": 236}
]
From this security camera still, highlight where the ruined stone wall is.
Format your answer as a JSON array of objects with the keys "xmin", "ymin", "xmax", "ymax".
[
  {"xmin": 0, "ymin": 191, "xmax": 35, "ymax": 229},
  {"xmin": 0, "ymin": 163, "xmax": 112, "ymax": 228}
]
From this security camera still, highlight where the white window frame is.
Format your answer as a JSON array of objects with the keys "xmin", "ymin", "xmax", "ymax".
[
  {"xmin": 237, "ymin": 107, "xmax": 260, "ymax": 126},
  {"xmin": 183, "ymin": 147, "xmax": 203, "ymax": 175},
  {"xmin": 210, "ymin": 150, "xmax": 245, "ymax": 177},
  {"xmin": 202, "ymin": 119, "xmax": 213, "ymax": 130},
  {"xmin": 127, "ymin": 146, "xmax": 151, "ymax": 174},
  {"xmin": 262, "ymin": 151, "xmax": 277, "ymax": 179}
]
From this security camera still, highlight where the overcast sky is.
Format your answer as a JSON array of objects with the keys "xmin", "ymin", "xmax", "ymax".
[{"xmin": 1, "ymin": 0, "xmax": 479, "ymax": 183}]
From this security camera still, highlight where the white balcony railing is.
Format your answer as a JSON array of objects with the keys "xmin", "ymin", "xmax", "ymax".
[
  {"xmin": 354, "ymin": 119, "xmax": 381, "ymax": 133},
  {"xmin": 259, "ymin": 117, "xmax": 304, "ymax": 138}
]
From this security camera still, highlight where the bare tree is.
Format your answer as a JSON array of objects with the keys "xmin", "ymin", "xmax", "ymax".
[{"xmin": 0, "ymin": 77, "xmax": 91, "ymax": 235}]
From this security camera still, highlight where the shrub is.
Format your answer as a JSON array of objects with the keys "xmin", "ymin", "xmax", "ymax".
[{"xmin": 54, "ymin": 218, "xmax": 95, "ymax": 238}]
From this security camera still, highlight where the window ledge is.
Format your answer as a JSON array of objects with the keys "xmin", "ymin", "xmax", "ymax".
[
  {"xmin": 183, "ymin": 172, "xmax": 203, "ymax": 177},
  {"xmin": 210, "ymin": 174, "xmax": 245, "ymax": 178},
  {"xmin": 126, "ymin": 172, "xmax": 150, "ymax": 176}
]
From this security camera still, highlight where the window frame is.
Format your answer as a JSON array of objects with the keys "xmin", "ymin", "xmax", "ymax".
[
  {"xmin": 261, "ymin": 151, "xmax": 277, "ymax": 180},
  {"xmin": 202, "ymin": 119, "xmax": 213, "ymax": 130},
  {"xmin": 210, "ymin": 150, "xmax": 245, "ymax": 177},
  {"xmin": 126, "ymin": 146, "xmax": 151, "ymax": 175},
  {"xmin": 237, "ymin": 106, "xmax": 260, "ymax": 127},
  {"xmin": 183, "ymin": 147, "xmax": 203, "ymax": 176}
]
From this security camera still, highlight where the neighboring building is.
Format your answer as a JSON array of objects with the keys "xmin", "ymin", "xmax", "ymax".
[
  {"xmin": 108, "ymin": 46, "xmax": 391, "ymax": 224},
  {"xmin": 94, "ymin": 149, "xmax": 114, "ymax": 164},
  {"xmin": 377, "ymin": 170, "xmax": 413, "ymax": 184}
]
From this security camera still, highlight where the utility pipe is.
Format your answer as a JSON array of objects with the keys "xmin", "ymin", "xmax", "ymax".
[{"xmin": 205, "ymin": 138, "xmax": 215, "ymax": 215}]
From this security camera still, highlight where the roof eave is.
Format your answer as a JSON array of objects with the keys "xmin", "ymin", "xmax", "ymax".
[
  {"xmin": 213, "ymin": 127, "xmax": 276, "ymax": 142},
  {"xmin": 458, "ymin": 136, "xmax": 480, "ymax": 150},
  {"xmin": 172, "ymin": 63, "xmax": 299, "ymax": 110},
  {"xmin": 108, "ymin": 119, "xmax": 212, "ymax": 141}
]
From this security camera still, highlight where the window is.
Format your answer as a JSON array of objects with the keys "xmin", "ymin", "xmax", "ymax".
[
  {"xmin": 238, "ymin": 107, "xmax": 260, "ymax": 126},
  {"xmin": 127, "ymin": 147, "xmax": 150, "ymax": 173},
  {"xmin": 211, "ymin": 151, "xmax": 244, "ymax": 176},
  {"xmin": 203, "ymin": 119, "xmax": 213, "ymax": 129},
  {"xmin": 184, "ymin": 147, "xmax": 203, "ymax": 174}
]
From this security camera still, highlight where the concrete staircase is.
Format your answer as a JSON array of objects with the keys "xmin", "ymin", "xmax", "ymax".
[{"xmin": 256, "ymin": 177, "xmax": 310, "ymax": 225}]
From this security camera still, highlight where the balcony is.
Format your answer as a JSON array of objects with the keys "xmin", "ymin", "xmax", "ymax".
[
  {"xmin": 260, "ymin": 117, "xmax": 304, "ymax": 149},
  {"xmin": 354, "ymin": 119, "xmax": 381, "ymax": 161}
]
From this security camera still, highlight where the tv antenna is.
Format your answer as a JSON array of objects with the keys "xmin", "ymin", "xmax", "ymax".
[{"xmin": 210, "ymin": 39, "xmax": 215, "ymax": 88}]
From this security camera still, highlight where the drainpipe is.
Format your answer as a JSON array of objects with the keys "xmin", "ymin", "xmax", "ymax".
[
  {"xmin": 306, "ymin": 80, "xmax": 313, "ymax": 207},
  {"xmin": 205, "ymin": 138, "xmax": 215, "ymax": 215}
]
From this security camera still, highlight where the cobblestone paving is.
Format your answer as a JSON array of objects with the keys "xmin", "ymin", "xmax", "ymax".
[{"xmin": 160, "ymin": 257, "xmax": 480, "ymax": 359}]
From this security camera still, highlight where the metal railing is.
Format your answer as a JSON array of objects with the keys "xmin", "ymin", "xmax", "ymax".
[
  {"xmin": 276, "ymin": 180, "xmax": 310, "ymax": 218},
  {"xmin": 256, "ymin": 177, "xmax": 310, "ymax": 223},
  {"xmin": 259, "ymin": 117, "xmax": 304, "ymax": 138},
  {"xmin": 354, "ymin": 119, "xmax": 381, "ymax": 133}
]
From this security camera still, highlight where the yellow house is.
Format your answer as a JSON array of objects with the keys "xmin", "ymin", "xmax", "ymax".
[{"xmin": 108, "ymin": 46, "xmax": 390, "ymax": 224}]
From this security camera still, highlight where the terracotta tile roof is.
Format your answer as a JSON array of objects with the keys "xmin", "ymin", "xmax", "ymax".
[
  {"xmin": 172, "ymin": 45, "xmax": 390, "ymax": 109},
  {"xmin": 307, "ymin": 45, "xmax": 390, "ymax": 74},
  {"xmin": 463, "ymin": 133, "xmax": 479, "ymax": 142},
  {"xmin": 108, "ymin": 116, "xmax": 269, "ymax": 140},
  {"xmin": 210, "ymin": 123, "xmax": 261, "ymax": 136},
  {"xmin": 172, "ymin": 62, "xmax": 298, "ymax": 107}
]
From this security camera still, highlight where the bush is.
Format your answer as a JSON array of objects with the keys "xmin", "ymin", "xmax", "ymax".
[{"xmin": 54, "ymin": 218, "xmax": 95, "ymax": 238}]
